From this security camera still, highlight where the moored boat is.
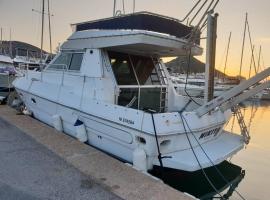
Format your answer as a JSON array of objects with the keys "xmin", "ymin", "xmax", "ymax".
[{"xmin": 13, "ymin": 11, "xmax": 270, "ymax": 172}]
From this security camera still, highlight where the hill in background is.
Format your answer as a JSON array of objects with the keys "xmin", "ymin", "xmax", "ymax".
[
  {"xmin": 165, "ymin": 56, "xmax": 246, "ymax": 82},
  {"xmin": 165, "ymin": 56, "xmax": 226, "ymax": 78}
]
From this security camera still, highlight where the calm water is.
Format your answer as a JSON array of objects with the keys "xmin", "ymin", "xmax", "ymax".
[
  {"xmin": 228, "ymin": 101, "xmax": 270, "ymax": 200},
  {"xmin": 151, "ymin": 101, "xmax": 270, "ymax": 199}
]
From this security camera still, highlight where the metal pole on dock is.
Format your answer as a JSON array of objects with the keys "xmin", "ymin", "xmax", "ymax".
[{"xmin": 204, "ymin": 12, "xmax": 218, "ymax": 103}]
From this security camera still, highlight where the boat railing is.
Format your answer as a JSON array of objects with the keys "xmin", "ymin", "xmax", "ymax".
[
  {"xmin": 117, "ymin": 85, "xmax": 167, "ymax": 113},
  {"xmin": 41, "ymin": 64, "xmax": 68, "ymax": 85}
]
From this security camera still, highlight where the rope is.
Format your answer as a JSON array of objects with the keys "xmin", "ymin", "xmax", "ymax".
[
  {"xmin": 179, "ymin": 112, "xmax": 224, "ymax": 199},
  {"xmin": 183, "ymin": 48, "xmax": 202, "ymax": 106},
  {"xmin": 180, "ymin": 0, "xmax": 203, "ymax": 22},
  {"xmin": 180, "ymin": 113, "xmax": 247, "ymax": 200}
]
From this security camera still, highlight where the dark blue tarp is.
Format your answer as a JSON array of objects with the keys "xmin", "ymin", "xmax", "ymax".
[{"xmin": 75, "ymin": 13, "xmax": 199, "ymax": 44}]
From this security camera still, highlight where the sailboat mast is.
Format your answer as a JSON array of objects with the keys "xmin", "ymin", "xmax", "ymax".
[
  {"xmin": 40, "ymin": 0, "xmax": 45, "ymax": 61},
  {"xmin": 257, "ymin": 45, "xmax": 261, "ymax": 72},
  {"xmin": 0, "ymin": 28, "xmax": 2, "ymax": 54},
  {"xmin": 133, "ymin": 0, "xmax": 135, "ymax": 13},
  {"xmin": 113, "ymin": 0, "xmax": 116, "ymax": 16},
  {"xmin": 223, "ymin": 32, "xmax": 232, "ymax": 76},
  {"xmin": 47, "ymin": 0, "xmax": 52, "ymax": 55},
  {"xmin": 9, "ymin": 28, "xmax": 12, "ymax": 57},
  {"xmin": 239, "ymin": 13, "xmax": 248, "ymax": 78}
]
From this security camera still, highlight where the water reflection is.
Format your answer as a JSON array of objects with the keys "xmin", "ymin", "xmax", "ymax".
[
  {"xmin": 227, "ymin": 100, "xmax": 270, "ymax": 200},
  {"xmin": 149, "ymin": 161, "xmax": 245, "ymax": 199}
]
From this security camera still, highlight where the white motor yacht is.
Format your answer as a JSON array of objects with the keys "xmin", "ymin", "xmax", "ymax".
[{"xmin": 13, "ymin": 12, "xmax": 270, "ymax": 172}]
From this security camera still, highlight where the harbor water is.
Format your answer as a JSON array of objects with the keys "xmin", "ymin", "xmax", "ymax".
[{"xmin": 229, "ymin": 100, "xmax": 270, "ymax": 200}]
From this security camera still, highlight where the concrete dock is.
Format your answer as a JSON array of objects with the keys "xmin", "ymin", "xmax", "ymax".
[{"xmin": 0, "ymin": 105, "xmax": 193, "ymax": 200}]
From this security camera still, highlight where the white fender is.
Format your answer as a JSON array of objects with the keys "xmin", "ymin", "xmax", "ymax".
[
  {"xmin": 52, "ymin": 115, "xmax": 63, "ymax": 132},
  {"xmin": 74, "ymin": 119, "xmax": 88, "ymax": 142},
  {"xmin": 133, "ymin": 148, "xmax": 147, "ymax": 172}
]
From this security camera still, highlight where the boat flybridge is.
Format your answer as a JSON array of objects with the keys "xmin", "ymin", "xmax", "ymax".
[{"xmin": 13, "ymin": 12, "xmax": 270, "ymax": 172}]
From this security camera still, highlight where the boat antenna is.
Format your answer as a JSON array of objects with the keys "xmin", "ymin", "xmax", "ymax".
[
  {"xmin": 40, "ymin": 0, "xmax": 45, "ymax": 62},
  {"xmin": 223, "ymin": 31, "xmax": 232, "ymax": 77},
  {"xmin": 47, "ymin": 0, "xmax": 52, "ymax": 56}
]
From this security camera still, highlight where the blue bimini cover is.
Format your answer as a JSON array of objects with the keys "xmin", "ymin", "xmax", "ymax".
[{"xmin": 74, "ymin": 12, "xmax": 199, "ymax": 44}]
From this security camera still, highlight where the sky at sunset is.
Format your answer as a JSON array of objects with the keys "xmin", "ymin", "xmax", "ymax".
[{"xmin": 1, "ymin": 0, "xmax": 270, "ymax": 78}]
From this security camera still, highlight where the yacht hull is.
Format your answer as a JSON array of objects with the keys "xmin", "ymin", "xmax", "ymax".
[{"xmin": 15, "ymin": 86, "xmax": 244, "ymax": 172}]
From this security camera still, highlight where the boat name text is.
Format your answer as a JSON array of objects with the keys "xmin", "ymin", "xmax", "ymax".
[{"xmin": 119, "ymin": 117, "xmax": 134, "ymax": 125}]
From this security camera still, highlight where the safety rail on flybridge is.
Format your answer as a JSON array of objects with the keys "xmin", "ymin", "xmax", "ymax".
[{"xmin": 196, "ymin": 67, "xmax": 270, "ymax": 117}]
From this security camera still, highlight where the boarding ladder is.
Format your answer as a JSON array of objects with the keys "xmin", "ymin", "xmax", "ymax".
[
  {"xmin": 232, "ymin": 105, "xmax": 250, "ymax": 144},
  {"xmin": 151, "ymin": 57, "xmax": 168, "ymax": 112}
]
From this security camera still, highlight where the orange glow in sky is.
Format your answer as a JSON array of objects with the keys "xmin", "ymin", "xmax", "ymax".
[{"xmin": 1, "ymin": 0, "xmax": 270, "ymax": 78}]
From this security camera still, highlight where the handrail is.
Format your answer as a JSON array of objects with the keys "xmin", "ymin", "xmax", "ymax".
[
  {"xmin": 196, "ymin": 67, "xmax": 270, "ymax": 117},
  {"xmin": 42, "ymin": 64, "xmax": 68, "ymax": 85}
]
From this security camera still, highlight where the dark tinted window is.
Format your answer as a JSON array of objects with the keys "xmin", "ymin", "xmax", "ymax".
[
  {"xmin": 69, "ymin": 53, "xmax": 83, "ymax": 71},
  {"xmin": 48, "ymin": 52, "xmax": 83, "ymax": 71},
  {"xmin": 108, "ymin": 51, "xmax": 137, "ymax": 85},
  {"xmin": 48, "ymin": 53, "xmax": 72, "ymax": 70},
  {"xmin": 130, "ymin": 55, "xmax": 157, "ymax": 85}
]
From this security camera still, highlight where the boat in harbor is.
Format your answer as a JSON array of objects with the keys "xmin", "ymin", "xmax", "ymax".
[
  {"xmin": 171, "ymin": 74, "xmax": 236, "ymax": 98},
  {"xmin": 0, "ymin": 54, "xmax": 16, "ymax": 101},
  {"xmin": 13, "ymin": 11, "xmax": 270, "ymax": 172}
]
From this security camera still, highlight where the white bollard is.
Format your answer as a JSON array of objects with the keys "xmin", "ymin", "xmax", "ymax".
[
  {"xmin": 133, "ymin": 148, "xmax": 147, "ymax": 172},
  {"xmin": 74, "ymin": 119, "xmax": 88, "ymax": 142},
  {"xmin": 52, "ymin": 115, "xmax": 63, "ymax": 132}
]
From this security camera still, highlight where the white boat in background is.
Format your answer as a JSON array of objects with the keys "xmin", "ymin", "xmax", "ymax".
[
  {"xmin": 261, "ymin": 89, "xmax": 270, "ymax": 100},
  {"xmin": 0, "ymin": 54, "xmax": 16, "ymax": 101},
  {"xmin": 13, "ymin": 11, "xmax": 270, "ymax": 172},
  {"xmin": 171, "ymin": 74, "xmax": 236, "ymax": 98}
]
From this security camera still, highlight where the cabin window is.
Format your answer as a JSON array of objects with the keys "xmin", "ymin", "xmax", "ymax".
[
  {"xmin": 69, "ymin": 53, "xmax": 83, "ymax": 71},
  {"xmin": 48, "ymin": 53, "xmax": 72, "ymax": 70},
  {"xmin": 130, "ymin": 55, "xmax": 159, "ymax": 85},
  {"xmin": 109, "ymin": 52, "xmax": 137, "ymax": 85},
  {"xmin": 108, "ymin": 51, "xmax": 167, "ymax": 112},
  {"xmin": 47, "ymin": 52, "xmax": 83, "ymax": 71}
]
